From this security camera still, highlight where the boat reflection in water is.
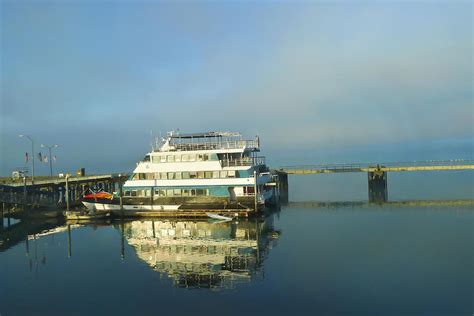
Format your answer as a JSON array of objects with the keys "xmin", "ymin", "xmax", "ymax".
[{"xmin": 120, "ymin": 214, "xmax": 281, "ymax": 289}]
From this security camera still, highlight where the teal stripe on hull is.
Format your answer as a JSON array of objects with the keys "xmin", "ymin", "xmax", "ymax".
[{"xmin": 123, "ymin": 185, "xmax": 246, "ymax": 197}]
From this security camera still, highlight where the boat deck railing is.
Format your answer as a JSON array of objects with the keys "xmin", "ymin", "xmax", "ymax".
[
  {"xmin": 220, "ymin": 156, "xmax": 266, "ymax": 167},
  {"xmin": 170, "ymin": 140, "xmax": 259, "ymax": 152}
]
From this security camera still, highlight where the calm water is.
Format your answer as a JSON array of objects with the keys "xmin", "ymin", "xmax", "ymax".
[{"xmin": 1, "ymin": 173, "xmax": 473, "ymax": 315}]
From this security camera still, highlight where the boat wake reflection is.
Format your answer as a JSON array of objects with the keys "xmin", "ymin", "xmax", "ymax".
[{"xmin": 119, "ymin": 215, "xmax": 281, "ymax": 290}]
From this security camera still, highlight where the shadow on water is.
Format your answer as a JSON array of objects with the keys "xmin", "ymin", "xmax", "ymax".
[
  {"xmin": 1, "ymin": 208, "xmax": 282, "ymax": 291},
  {"xmin": 0, "ymin": 217, "xmax": 63, "ymax": 252},
  {"xmin": 286, "ymin": 199, "xmax": 474, "ymax": 209}
]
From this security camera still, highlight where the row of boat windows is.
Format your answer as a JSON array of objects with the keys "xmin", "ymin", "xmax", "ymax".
[
  {"xmin": 146, "ymin": 153, "xmax": 213, "ymax": 163},
  {"xmin": 124, "ymin": 188, "xmax": 210, "ymax": 197},
  {"xmin": 132, "ymin": 170, "xmax": 239, "ymax": 180}
]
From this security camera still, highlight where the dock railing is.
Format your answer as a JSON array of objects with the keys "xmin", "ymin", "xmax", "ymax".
[{"xmin": 279, "ymin": 159, "xmax": 474, "ymax": 173}]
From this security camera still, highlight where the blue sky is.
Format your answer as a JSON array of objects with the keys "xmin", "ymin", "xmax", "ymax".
[{"xmin": 1, "ymin": 0, "xmax": 472, "ymax": 176}]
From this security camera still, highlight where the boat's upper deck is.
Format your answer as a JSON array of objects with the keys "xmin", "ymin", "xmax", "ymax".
[{"xmin": 155, "ymin": 131, "xmax": 260, "ymax": 153}]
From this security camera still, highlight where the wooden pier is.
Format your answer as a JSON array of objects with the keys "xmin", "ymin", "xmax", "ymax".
[
  {"xmin": 0, "ymin": 173, "xmax": 129, "ymax": 213},
  {"xmin": 277, "ymin": 160, "xmax": 474, "ymax": 203}
]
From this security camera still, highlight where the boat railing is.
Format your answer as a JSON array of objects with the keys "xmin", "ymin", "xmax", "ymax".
[
  {"xmin": 171, "ymin": 140, "xmax": 259, "ymax": 151},
  {"xmin": 220, "ymin": 156, "xmax": 266, "ymax": 167}
]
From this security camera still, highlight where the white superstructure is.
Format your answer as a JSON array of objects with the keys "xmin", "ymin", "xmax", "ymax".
[{"xmin": 83, "ymin": 131, "xmax": 275, "ymax": 214}]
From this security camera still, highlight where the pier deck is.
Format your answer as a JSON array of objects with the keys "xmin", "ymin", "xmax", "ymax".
[
  {"xmin": 276, "ymin": 160, "xmax": 473, "ymax": 203},
  {"xmin": 0, "ymin": 174, "xmax": 129, "ymax": 210},
  {"xmin": 279, "ymin": 160, "xmax": 474, "ymax": 174}
]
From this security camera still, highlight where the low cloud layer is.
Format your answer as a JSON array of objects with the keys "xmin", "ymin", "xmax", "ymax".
[{"xmin": 1, "ymin": 1, "xmax": 472, "ymax": 175}]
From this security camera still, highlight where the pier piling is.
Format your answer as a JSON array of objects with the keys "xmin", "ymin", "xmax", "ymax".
[
  {"xmin": 368, "ymin": 169, "xmax": 388, "ymax": 203},
  {"xmin": 120, "ymin": 220, "xmax": 125, "ymax": 260},
  {"xmin": 65, "ymin": 175, "xmax": 70, "ymax": 212},
  {"xmin": 253, "ymin": 170, "xmax": 258, "ymax": 212},
  {"xmin": 118, "ymin": 176, "xmax": 124, "ymax": 217},
  {"xmin": 67, "ymin": 224, "xmax": 72, "ymax": 258},
  {"xmin": 277, "ymin": 172, "xmax": 289, "ymax": 204}
]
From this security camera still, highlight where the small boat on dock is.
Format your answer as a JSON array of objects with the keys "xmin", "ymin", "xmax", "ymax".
[{"xmin": 82, "ymin": 190, "xmax": 114, "ymax": 201}]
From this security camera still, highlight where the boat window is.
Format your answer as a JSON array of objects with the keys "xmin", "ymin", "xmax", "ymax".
[
  {"xmin": 155, "ymin": 189, "xmax": 166, "ymax": 197},
  {"xmin": 228, "ymin": 170, "xmax": 236, "ymax": 178},
  {"xmin": 160, "ymin": 155, "xmax": 166, "ymax": 163},
  {"xmin": 132, "ymin": 174, "xmax": 139, "ymax": 180},
  {"xmin": 197, "ymin": 171, "xmax": 204, "ymax": 179},
  {"xmin": 191, "ymin": 189, "xmax": 196, "ymax": 196},
  {"xmin": 175, "ymin": 172, "xmax": 182, "ymax": 180},
  {"xmin": 174, "ymin": 189, "xmax": 181, "ymax": 196},
  {"xmin": 182, "ymin": 189, "xmax": 190, "ymax": 196},
  {"xmin": 220, "ymin": 171, "xmax": 228, "ymax": 178},
  {"xmin": 196, "ymin": 189, "xmax": 205, "ymax": 196},
  {"xmin": 166, "ymin": 189, "xmax": 174, "ymax": 196},
  {"xmin": 124, "ymin": 190, "xmax": 131, "ymax": 197},
  {"xmin": 139, "ymin": 173, "xmax": 146, "ymax": 180},
  {"xmin": 197, "ymin": 154, "xmax": 209, "ymax": 161},
  {"xmin": 131, "ymin": 190, "xmax": 137, "ymax": 197},
  {"xmin": 212, "ymin": 171, "xmax": 220, "ymax": 178},
  {"xmin": 181, "ymin": 154, "xmax": 189, "ymax": 162},
  {"xmin": 189, "ymin": 171, "xmax": 197, "ymax": 179},
  {"xmin": 154, "ymin": 173, "xmax": 160, "ymax": 179},
  {"xmin": 142, "ymin": 155, "xmax": 150, "ymax": 162},
  {"xmin": 182, "ymin": 172, "xmax": 190, "ymax": 179},
  {"xmin": 146, "ymin": 173, "xmax": 154, "ymax": 180},
  {"xmin": 167, "ymin": 155, "xmax": 174, "ymax": 163},
  {"xmin": 189, "ymin": 154, "xmax": 196, "ymax": 162},
  {"xmin": 145, "ymin": 189, "xmax": 152, "ymax": 197},
  {"xmin": 204, "ymin": 171, "xmax": 212, "ymax": 179},
  {"xmin": 175, "ymin": 155, "xmax": 181, "ymax": 162},
  {"xmin": 244, "ymin": 186, "xmax": 255, "ymax": 194},
  {"xmin": 152, "ymin": 156, "xmax": 160, "ymax": 163},
  {"xmin": 168, "ymin": 172, "xmax": 175, "ymax": 180},
  {"xmin": 160, "ymin": 172, "xmax": 167, "ymax": 180}
]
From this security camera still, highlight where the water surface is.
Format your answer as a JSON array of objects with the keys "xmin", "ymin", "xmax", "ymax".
[{"xmin": 1, "ymin": 202, "xmax": 473, "ymax": 315}]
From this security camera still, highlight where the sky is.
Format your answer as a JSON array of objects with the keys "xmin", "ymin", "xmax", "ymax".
[{"xmin": 1, "ymin": 0, "xmax": 473, "ymax": 176}]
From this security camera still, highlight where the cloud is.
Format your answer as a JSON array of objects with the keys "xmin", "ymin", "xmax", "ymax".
[{"xmin": 1, "ymin": 1, "xmax": 472, "ymax": 174}]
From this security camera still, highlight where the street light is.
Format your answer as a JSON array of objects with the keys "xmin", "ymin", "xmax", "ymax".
[
  {"xmin": 19, "ymin": 134, "xmax": 35, "ymax": 184},
  {"xmin": 41, "ymin": 144, "xmax": 59, "ymax": 177}
]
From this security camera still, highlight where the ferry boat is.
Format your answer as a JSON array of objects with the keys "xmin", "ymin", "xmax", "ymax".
[{"xmin": 82, "ymin": 131, "xmax": 276, "ymax": 216}]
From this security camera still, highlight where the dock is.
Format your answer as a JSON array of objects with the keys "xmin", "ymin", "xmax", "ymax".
[
  {"xmin": 0, "ymin": 173, "xmax": 128, "ymax": 210},
  {"xmin": 277, "ymin": 160, "xmax": 474, "ymax": 203},
  {"xmin": 279, "ymin": 160, "xmax": 474, "ymax": 174}
]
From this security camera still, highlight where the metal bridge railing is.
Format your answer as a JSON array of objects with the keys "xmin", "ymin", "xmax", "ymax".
[{"xmin": 279, "ymin": 159, "xmax": 474, "ymax": 172}]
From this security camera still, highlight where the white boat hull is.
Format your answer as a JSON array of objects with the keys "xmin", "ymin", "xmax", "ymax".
[{"xmin": 82, "ymin": 201, "xmax": 181, "ymax": 212}]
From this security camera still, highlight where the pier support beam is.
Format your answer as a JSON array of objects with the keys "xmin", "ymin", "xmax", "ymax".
[
  {"xmin": 368, "ymin": 170, "xmax": 388, "ymax": 203},
  {"xmin": 278, "ymin": 172, "xmax": 289, "ymax": 204},
  {"xmin": 1, "ymin": 203, "xmax": 4, "ymax": 230}
]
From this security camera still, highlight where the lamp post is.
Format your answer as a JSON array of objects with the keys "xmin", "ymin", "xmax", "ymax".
[
  {"xmin": 19, "ymin": 134, "xmax": 34, "ymax": 184},
  {"xmin": 41, "ymin": 144, "xmax": 59, "ymax": 177}
]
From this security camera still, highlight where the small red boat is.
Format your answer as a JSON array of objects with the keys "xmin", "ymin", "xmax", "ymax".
[{"xmin": 83, "ymin": 191, "xmax": 114, "ymax": 200}]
